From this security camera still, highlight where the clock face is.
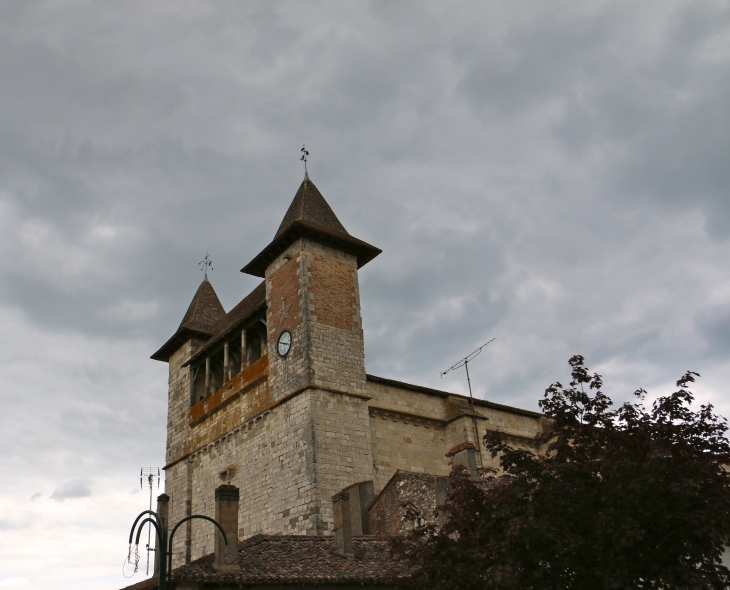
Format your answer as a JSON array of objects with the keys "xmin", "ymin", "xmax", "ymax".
[{"xmin": 277, "ymin": 330, "xmax": 292, "ymax": 357}]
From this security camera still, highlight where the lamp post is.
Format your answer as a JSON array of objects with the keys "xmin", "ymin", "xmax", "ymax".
[{"xmin": 127, "ymin": 510, "xmax": 229, "ymax": 590}]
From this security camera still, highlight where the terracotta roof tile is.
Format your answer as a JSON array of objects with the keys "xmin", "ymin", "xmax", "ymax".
[{"xmin": 119, "ymin": 534, "xmax": 410, "ymax": 589}]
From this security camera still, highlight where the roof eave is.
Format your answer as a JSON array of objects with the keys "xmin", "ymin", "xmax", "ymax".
[
  {"xmin": 150, "ymin": 327, "xmax": 214, "ymax": 362},
  {"xmin": 241, "ymin": 221, "xmax": 382, "ymax": 277}
]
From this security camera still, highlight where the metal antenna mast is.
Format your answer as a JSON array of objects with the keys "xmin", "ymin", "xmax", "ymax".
[
  {"xmin": 140, "ymin": 467, "xmax": 161, "ymax": 576},
  {"xmin": 440, "ymin": 338, "xmax": 495, "ymax": 455}
]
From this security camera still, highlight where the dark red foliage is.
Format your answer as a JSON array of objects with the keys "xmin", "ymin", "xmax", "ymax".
[{"xmin": 393, "ymin": 356, "xmax": 730, "ymax": 589}]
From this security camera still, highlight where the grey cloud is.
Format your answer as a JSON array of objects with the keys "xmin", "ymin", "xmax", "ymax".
[
  {"xmin": 696, "ymin": 306, "xmax": 730, "ymax": 357},
  {"xmin": 49, "ymin": 480, "xmax": 93, "ymax": 502},
  {"xmin": 0, "ymin": 3, "xmax": 729, "ymax": 586}
]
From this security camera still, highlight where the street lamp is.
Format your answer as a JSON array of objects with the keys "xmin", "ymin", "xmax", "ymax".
[{"xmin": 126, "ymin": 510, "xmax": 229, "ymax": 590}]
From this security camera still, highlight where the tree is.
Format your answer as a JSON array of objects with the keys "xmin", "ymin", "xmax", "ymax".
[{"xmin": 393, "ymin": 356, "xmax": 730, "ymax": 589}]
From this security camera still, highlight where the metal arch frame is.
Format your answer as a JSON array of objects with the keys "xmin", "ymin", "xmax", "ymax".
[{"xmin": 127, "ymin": 510, "xmax": 229, "ymax": 590}]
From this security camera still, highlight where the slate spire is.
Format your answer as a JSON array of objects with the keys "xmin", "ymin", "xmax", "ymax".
[
  {"xmin": 242, "ymin": 175, "xmax": 381, "ymax": 277},
  {"xmin": 178, "ymin": 277, "xmax": 225, "ymax": 334},
  {"xmin": 151, "ymin": 277, "xmax": 226, "ymax": 362},
  {"xmin": 274, "ymin": 177, "xmax": 350, "ymax": 240}
]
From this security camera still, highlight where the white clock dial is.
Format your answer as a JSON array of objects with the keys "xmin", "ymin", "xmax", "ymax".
[{"xmin": 277, "ymin": 330, "xmax": 292, "ymax": 356}]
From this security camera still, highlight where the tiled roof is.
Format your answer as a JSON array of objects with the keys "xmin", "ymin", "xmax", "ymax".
[
  {"xmin": 241, "ymin": 177, "xmax": 381, "ymax": 277},
  {"xmin": 183, "ymin": 281, "xmax": 266, "ymax": 367},
  {"xmin": 151, "ymin": 278, "xmax": 225, "ymax": 362},
  {"xmin": 179, "ymin": 277, "xmax": 226, "ymax": 333},
  {"xmin": 119, "ymin": 534, "xmax": 411, "ymax": 589},
  {"xmin": 274, "ymin": 176, "xmax": 350, "ymax": 240}
]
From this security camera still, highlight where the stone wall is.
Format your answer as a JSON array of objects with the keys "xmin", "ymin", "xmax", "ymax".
[
  {"xmin": 368, "ymin": 409, "xmax": 449, "ymax": 491},
  {"xmin": 166, "ymin": 338, "xmax": 206, "ymax": 464},
  {"xmin": 165, "ymin": 390, "xmax": 320, "ymax": 566},
  {"xmin": 164, "ymin": 383, "xmax": 377, "ymax": 567},
  {"xmin": 366, "ymin": 378, "xmax": 545, "ymax": 490},
  {"xmin": 368, "ymin": 471, "xmax": 447, "ymax": 536},
  {"xmin": 309, "ymin": 388, "xmax": 374, "ymax": 528},
  {"xmin": 366, "ymin": 380, "xmax": 446, "ymax": 419}
]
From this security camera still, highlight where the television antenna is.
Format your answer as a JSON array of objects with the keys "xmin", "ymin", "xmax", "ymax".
[
  {"xmin": 440, "ymin": 338, "xmax": 495, "ymax": 454},
  {"xmin": 140, "ymin": 467, "xmax": 161, "ymax": 576}
]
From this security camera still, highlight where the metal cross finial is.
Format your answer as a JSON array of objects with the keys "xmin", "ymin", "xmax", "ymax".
[
  {"xmin": 300, "ymin": 144, "xmax": 309, "ymax": 178},
  {"xmin": 199, "ymin": 253, "xmax": 213, "ymax": 279}
]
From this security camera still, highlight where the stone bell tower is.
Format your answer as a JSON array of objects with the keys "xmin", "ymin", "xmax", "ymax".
[
  {"xmin": 152, "ymin": 173, "xmax": 383, "ymax": 565},
  {"xmin": 242, "ymin": 174, "xmax": 381, "ymax": 403},
  {"xmin": 151, "ymin": 171, "xmax": 546, "ymax": 570},
  {"xmin": 237, "ymin": 173, "xmax": 382, "ymax": 535}
]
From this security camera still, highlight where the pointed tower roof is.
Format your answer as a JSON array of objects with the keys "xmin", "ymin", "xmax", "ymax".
[
  {"xmin": 178, "ymin": 277, "xmax": 226, "ymax": 333},
  {"xmin": 151, "ymin": 278, "xmax": 226, "ymax": 362},
  {"xmin": 273, "ymin": 176, "xmax": 350, "ymax": 240},
  {"xmin": 242, "ymin": 176, "xmax": 381, "ymax": 277}
]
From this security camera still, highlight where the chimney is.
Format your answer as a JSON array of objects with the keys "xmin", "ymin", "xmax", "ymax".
[
  {"xmin": 342, "ymin": 481, "xmax": 375, "ymax": 536},
  {"xmin": 332, "ymin": 491, "xmax": 353, "ymax": 556},
  {"xmin": 214, "ymin": 485, "xmax": 240, "ymax": 570},
  {"xmin": 154, "ymin": 493, "xmax": 170, "ymax": 575}
]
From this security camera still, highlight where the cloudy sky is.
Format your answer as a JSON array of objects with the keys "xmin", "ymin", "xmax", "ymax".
[{"xmin": 1, "ymin": 1, "xmax": 729, "ymax": 587}]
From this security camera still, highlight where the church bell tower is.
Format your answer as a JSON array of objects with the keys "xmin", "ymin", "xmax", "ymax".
[
  {"xmin": 153, "ymin": 171, "xmax": 383, "ymax": 566},
  {"xmin": 242, "ymin": 174, "xmax": 381, "ymax": 403}
]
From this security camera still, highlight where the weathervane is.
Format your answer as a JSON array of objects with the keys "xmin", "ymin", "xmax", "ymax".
[
  {"xmin": 300, "ymin": 144, "xmax": 309, "ymax": 178},
  {"xmin": 199, "ymin": 253, "xmax": 213, "ymax": 279}
]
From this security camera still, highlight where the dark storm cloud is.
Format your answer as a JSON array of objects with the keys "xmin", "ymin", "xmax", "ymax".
[
  {"xmin": 0, "ymin": 2, "xmax": 729, "ymax": 587},
  {"xmin": 0, "ymin": 0, "xmax": 726, "ymax": 404}
]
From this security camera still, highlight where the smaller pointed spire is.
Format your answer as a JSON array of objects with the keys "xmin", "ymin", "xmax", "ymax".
[
  {"xmin": 178, "ymin": 277, "xmax": 225, "ymax": 334},
  {"xmin": 151, "ymin": 277, "xmax": 226, "ymax": 362}
]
